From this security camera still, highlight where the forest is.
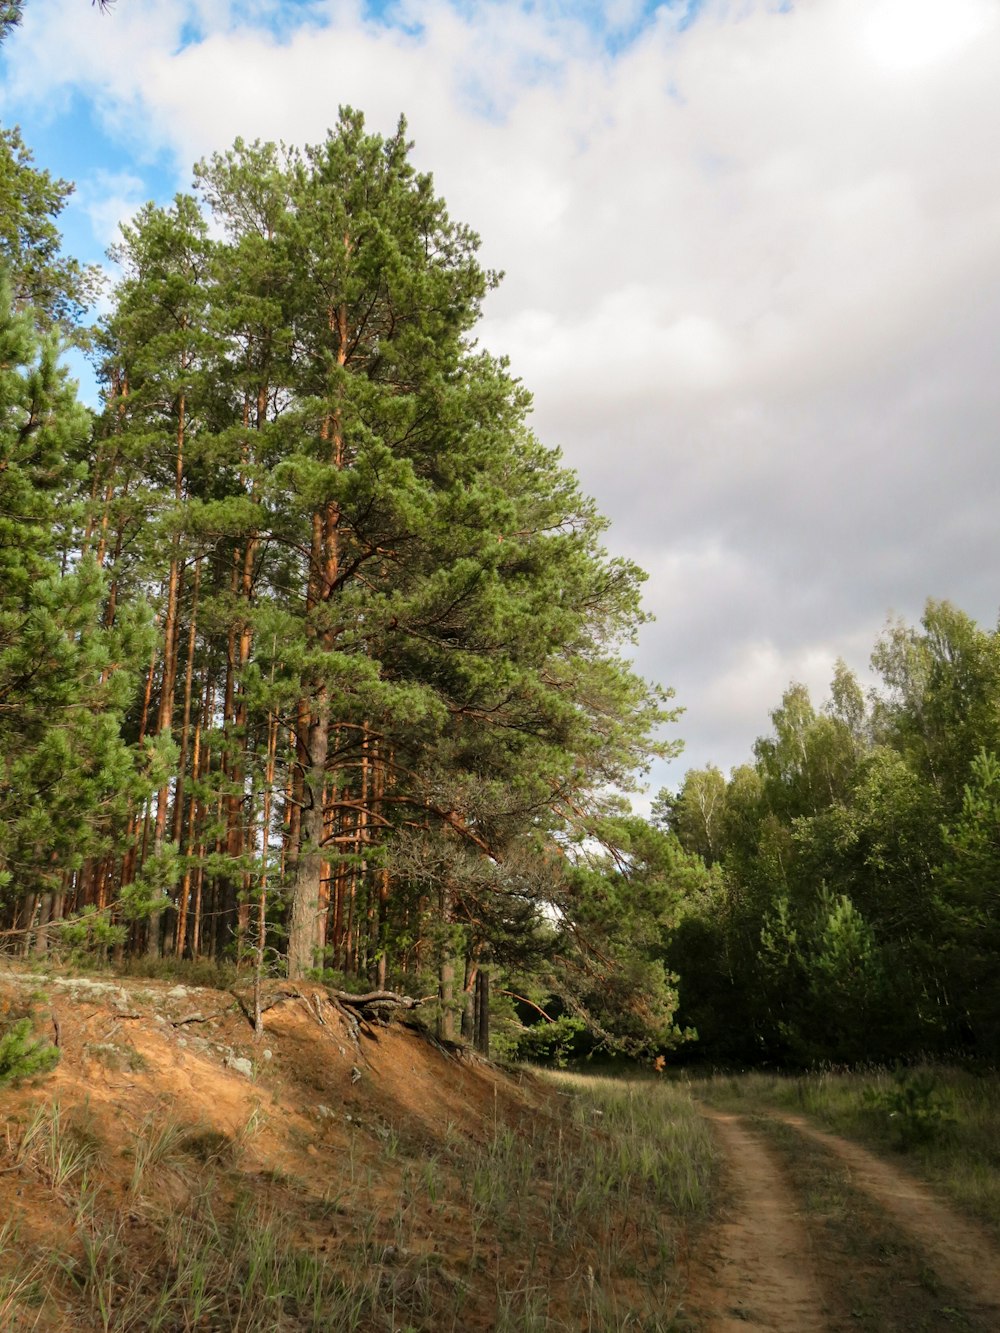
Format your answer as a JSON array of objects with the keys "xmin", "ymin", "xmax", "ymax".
[{"xmin": 1, "ymin": 86, "xmax": 998, "ymax": 1070}]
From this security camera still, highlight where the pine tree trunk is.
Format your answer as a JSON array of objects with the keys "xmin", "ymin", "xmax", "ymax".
[
  {"xmin": 476, "ymin": 965, "xmax": 490, "ymax": 1057},
  {"xmin": 461, "ymin": 958, "xmax": 478, "ymax": 1042},
  {"xmin": 287, "ymin": 352, "xmax": 344, "ymax": 978},
  {"xmin": 287, "ymin": 706, "xmax": 329, "ymax": 978},
  {"xmin": 439, "ymin": 955, "xmax": 456, "ymax": 1042}
]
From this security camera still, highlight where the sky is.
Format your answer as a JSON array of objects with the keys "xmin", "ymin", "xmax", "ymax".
[{"xmin": 2, "ymin": 0, "xmax": 999, "ymax": 798}]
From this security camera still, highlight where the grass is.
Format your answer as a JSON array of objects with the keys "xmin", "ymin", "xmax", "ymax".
[
  {"xmin": 470, "ymin": 1071, "xmax": 718, "ymax": 1330},
  {"xmin": 0, "ymin": 1073, "xmax": 719, "ymax": 1331},
  {"xmin": 688, "ymin": 1064, "xmax": 1000, "ymax": 1239},
  {"xmin": 17, "ymin": 1101, "xmax": 99, "ymax": 1195}
]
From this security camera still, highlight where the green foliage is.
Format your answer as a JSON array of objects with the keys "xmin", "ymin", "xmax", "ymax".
[
  {"xmin": 861, "ymin": 1069, "xmax": 957, "ymax": 1148},
  {"xmin": 514, "ymin": 1014, "xmax": 587, "ymax": 1066},
  {"xmin": 0, "ymin": 279, "xmax": 152, "ymax": 905},
  {"xmin": 52, "ymin": 906, "xmax": 126, "ymax": 965},
  {"xmin": 0, "ymin": 126, "xmax": 98, "ymax": 331},
  {"xmin": 654, "ymin": 765, "xmax": 727, "ymax": 865},
  {"xmin": 550, "ymin": 814, "xmax": 705, "ymax": 1055},
  {"xmin": 0, "ymin": 1017, "xmax": 60, "ymax": 1086},
  {"xmin": 122, "ymin": 842, "xmax": 181, "ymax": 921},
  {"xmin": 662, "ymin": 605, "xmax": 1000, "ymax": 1068},
  {"xmin": 83, "ymin": 107, "xmax": 674, "ymax": 1000},
  {"xmin": 0, "ymin": 4, "xmax": 23, "ymax": 42}
]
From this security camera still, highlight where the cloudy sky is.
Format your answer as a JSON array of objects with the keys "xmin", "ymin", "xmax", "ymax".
[{"xmin": 3, "ymin": 0, "xmax": 999, "ymax": 795}]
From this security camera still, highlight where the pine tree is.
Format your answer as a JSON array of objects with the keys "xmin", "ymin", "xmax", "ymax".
[
  {"xmin": 88, "ymin": 112, "xmax": 675, "ymax": 1032},
  {"xmin": 0, "ymin": 1017, "xmax": 59, "ymax": 1086},
  {"xmin": 0, "ymin": 127, "xmax": 98, "ymax": 332},
  {"xmin": 0, "ymin": 276, "xmax": 150, "ymax": 950}
]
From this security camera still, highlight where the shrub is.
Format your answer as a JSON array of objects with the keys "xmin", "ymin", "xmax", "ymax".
[
  {"xmin": 0, "ymin": 1018, "xmax": 60, "ymax": 1087},
  {"xmin": 862, "ymin": 1069, "xmax": 956, "ymax": 1147}
]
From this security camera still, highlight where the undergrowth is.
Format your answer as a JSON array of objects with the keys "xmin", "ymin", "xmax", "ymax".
[{"xmin": 0, "ymin": 1017, "xmax": 60, "ymax": 1087}]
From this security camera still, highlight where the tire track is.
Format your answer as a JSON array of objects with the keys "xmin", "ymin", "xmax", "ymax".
[
  {"xmin": 684, "ymin": 1108, "xmax": 829, "ymax": 1330},
  {"xmin": 771, "ymin": 1111, "xmax": 1000, "ymax": 1323}
]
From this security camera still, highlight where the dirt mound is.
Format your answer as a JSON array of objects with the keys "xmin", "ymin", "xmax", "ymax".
[
  {"xmin": 1, "ymin": 969, "xmax": 523, "ymax": 1146},
  {"xmin": 0, "ymin": 965, "xmax": 548, "ymax": 1330}
]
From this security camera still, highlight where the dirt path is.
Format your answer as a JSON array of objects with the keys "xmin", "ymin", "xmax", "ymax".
[
  {"xmin": 771, "ymin": 1111, "xmax": 1000, "ymax": 1321},
  {"xmin": 689, "ymin": 1103, "xmax": 1000, "ymax": 1332},
  {"xmin": 684, "ymin": 1108, "xmax": 829, "ymax": 1331}
]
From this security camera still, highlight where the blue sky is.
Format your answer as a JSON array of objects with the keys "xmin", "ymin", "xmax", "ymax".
[{"xmin": 3, "ymin": 0, "xmax": 1000, "ymax": 795}]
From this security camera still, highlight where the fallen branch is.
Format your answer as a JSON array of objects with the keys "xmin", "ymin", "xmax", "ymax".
[{"xmin": 326, "ymin": 990, "xmax": 423, "ymax": 1012}]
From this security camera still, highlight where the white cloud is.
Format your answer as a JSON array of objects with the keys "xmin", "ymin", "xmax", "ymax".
[
  {"xmin": 77, "ymin": 169, "xmax": 148, "ymax": 248},
  {"xmin": 4, "ymin": 0, "xmax": 1000, "ymax": 781},
  {"xmin": 859, "ymin": 0, "xmax": 997, "ymax": 75}
]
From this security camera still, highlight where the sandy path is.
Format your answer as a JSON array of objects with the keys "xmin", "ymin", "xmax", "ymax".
[
  {"xmin": 772, "ymin": 1111, "xmax": 1000, "ymax": 1322},
  {"xmin": 685, "ymin": 1108, "xmax": 829, "ymax": 1331}
]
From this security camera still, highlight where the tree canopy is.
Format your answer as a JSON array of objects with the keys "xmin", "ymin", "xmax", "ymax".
[
  {"xmin": 0, "ymin": 108, "xmax": 682, "ymax": 1056},
  {"xmin": 3, "ymin": 98, "xmax": 996, "ymax": 1069},
  {"xmin": 663, "ymin": 602, "xmax": 1000, "ymax": 1065}
]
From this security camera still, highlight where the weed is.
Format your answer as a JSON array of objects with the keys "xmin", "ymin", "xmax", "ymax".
[
  {"xmin": 17, "ymin": 1102, "xmax": 98, "ymax": 1195},
  {"xmin": 128, "ymin": 1114, "xmax": 191, "ymax": 1193},
  {"xmin": 0, "ymin": 1220, "xmax": 47, "ymax": 1330}
]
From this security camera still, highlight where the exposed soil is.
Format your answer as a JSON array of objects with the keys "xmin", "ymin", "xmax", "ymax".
[
  {"xmin": 1, "ymin": 966, "xmax": 697, "ymax": 1330},
  {"xmin": 689, "ymin": 1102, "xmax": 1000, "ymax": 1333},
  {"xmin": 683, "ymin": 1109, "xmax": 828, "ymax": 1331},
  {"xmin": 0, "ymin": 966, "xmax": 551, "ymax": 1330}
]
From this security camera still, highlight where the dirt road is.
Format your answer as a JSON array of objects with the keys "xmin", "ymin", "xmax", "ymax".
[
  {"xmin": 682, "ymin": 1108, "xmax": 829, "ymax": 1330},
  {"xmin": 684, "ymin": 1105, "xmax": 1000, "ymax": 1332}
]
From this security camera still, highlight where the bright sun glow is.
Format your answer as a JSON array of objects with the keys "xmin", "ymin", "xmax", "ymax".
[{"xmin": 861, "ymin": 0, "xmax": 995, "ymax": 74}]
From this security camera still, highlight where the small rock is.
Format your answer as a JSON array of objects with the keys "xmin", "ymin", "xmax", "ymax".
[
  {"xmin": 227, "ymin": 1055, "xmax": 253, "ymax": 1078},
  {"xmin": 351, "ymin": 1066, "xmax": 362, "ymax": 1084},
  {"xmin": 167, "ymin": 985, "xmax": 189, "ymax": 999},
  {"xmin": 317, "ymin": 1105, "xmax": 334, "ymax": 1119},
  {"xmin": 261, "ymin": 1048, "xmax": 273, "ymax": 1061}
]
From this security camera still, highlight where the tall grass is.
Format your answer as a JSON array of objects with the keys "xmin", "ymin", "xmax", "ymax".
[{"xmin": 464, "ymin": 1071, "xmax": 718, "ymax": 1330}]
